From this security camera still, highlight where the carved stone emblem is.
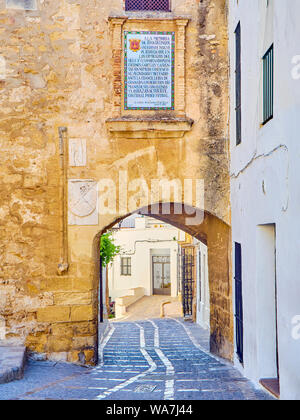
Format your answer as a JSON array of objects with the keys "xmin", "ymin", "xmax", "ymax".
[{"xmin": 68, "ymin": 180, "xmax": 98, "ymax": 225}]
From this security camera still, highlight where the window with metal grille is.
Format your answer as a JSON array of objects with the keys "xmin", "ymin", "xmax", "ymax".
[
  {"xmin": 262, "ymin": 44, "xmax": 274, "ymax": 125},
  {"xmin": 125, "ymin": 0, "xmax": 170, "ymax": 11},
  {"xmin": 235, "ymin": 22, "xmax": 241, "ymax": 145},
  {"xmin": 235, "ymin": 242, "xmax": 244, "ymax": 364},
  {"xmin": 121, "ymin": 257, "xmax": 131, "ymax": 276}
]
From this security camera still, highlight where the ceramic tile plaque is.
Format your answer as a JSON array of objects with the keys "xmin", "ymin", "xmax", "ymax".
[{"xmin": 124, "ymin": 31, "xmax": 175, "ymax": 110}]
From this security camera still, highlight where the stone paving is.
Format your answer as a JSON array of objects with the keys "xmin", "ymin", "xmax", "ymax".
[
  {"xmin": 0, "ymin": 319, "xmax": 273, "ymax": 400},
  {"xmin": 112, "ymin": 295, "xmax": 182, "ymax": 322}
]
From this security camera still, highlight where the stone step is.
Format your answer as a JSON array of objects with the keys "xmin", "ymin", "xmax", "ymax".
[{"xmin": 0, "ymin": 346, "xmax": 26, "ymax": 384}]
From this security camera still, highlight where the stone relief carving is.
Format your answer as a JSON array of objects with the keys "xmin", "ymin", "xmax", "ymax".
[
  {"xmin": 68, "ymin": 180, "xmax": 98, "ymax": 226},
  {"xmin": 69, "ymin": 138, "xmax": 87, "ymax": 167}
]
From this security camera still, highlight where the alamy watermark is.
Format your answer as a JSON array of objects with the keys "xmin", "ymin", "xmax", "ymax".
[
  {"xmin": 291, "ymin": 315, "xmax": 300, "ymax": 340},
  {"xmin": 291, "ymin": 55, "xmax": 300, "ymax": 80},
  {"xmin": 97, "ymin": 171, "xmax": 205, "ymax": 226}
]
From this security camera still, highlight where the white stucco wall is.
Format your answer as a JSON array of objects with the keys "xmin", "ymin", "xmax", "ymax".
[
  {"xmin": 108, "ymin": 218, "xmax": 182, "ymax": 300},
  {"xmin": 229, "ymin": 0, "xmax": 300, "ymax": 400}
]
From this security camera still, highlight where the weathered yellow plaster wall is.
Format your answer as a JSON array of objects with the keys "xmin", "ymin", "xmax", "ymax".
[{"xmin": 0, "ymin": 0, "xmax": 231, "ymax": 364}]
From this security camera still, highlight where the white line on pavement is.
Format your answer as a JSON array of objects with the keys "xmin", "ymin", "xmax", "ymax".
[
  {"xmin": 148, "ymin": 320, "xmax": 175, "ymax": 401},
  {"xmin": 177, "ymin": 389, "xmax": 199, "ymax": 392},
  {"xmin": 94, "ymin": 323, "xmax": 157, "ymax": 400}
]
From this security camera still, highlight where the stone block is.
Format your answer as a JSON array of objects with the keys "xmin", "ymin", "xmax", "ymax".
[
  {"xmin": 47, "ymin": 336, "xmax": 72, "ymax": 353},
  {"xmin": 72, "ymin": 336, "xmax": 95, "ymax": 350},
  {"xmin": 42, "ymin": 278, "xmax": 73, "ymax": 292},
  {"xmin": 67, "ymin": 350, "xmax": 80, "ymax": 364},
  {"xmin": 73, "ymin": 321, "xmax": 97, "ymax": 336},
  {"xmin": 51, "ymin": 323, "xmax": 74, "ymax": 338},
  {"xmin": 25, "ymin": 332, "xmax": 47, "ymax": 353},
  {"xmin": 72, "ymin": 277, "xmax": 94, "ymax": 291},
  {"xmin": 71, "ymin": 305, "xmax": 93, "ymax": 322},
  {"xmin": 47, "ymin": 352, "xmax": 68, "ymax": 363},
  {"xmin": 54, "ymin": 292, "xmax": 91, "ymax": 306},
  {"xmin": 37, "ymin": 306, "xmax": 70, "ymax": 323}
]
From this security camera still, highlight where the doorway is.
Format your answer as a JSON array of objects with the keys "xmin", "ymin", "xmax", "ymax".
[
  {"xmin": 152, "ymin": 255, "xmax": 171, "ymax": 296},
  {"xmin": 256, "ymin": 224, "xmax": 280, "ymax": 398},
  {"xmin": 196, "ymin": 243, "xmax": 210, "ymax": 330}
]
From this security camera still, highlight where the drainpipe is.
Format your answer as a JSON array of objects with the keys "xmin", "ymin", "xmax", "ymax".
[{"xmin": 57, "ymin": 126, "xmax": 69, "ymax": 275}]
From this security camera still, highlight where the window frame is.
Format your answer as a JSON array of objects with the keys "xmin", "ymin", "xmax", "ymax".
[{"xmin": 121, "ymin": 257, "xmax": 132, "ymax": 276}]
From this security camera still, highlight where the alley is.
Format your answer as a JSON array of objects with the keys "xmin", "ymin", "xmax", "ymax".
[{"xmin": 0, "ymin": 319, "xmax": 272, "ymax": 400}]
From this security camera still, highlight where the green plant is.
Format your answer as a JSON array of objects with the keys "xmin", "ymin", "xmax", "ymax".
[{"xmin": 100, "ymin": 232, "xmax": 121, "ymax": 267}]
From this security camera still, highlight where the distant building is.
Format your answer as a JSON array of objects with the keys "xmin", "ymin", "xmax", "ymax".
[
  {"xmin": 108, "ymin": 216, "xmax": 183, "ymax": 303},
  {"xmin": 108, "ymin": 216, "xmax": 210, "ymax": 329}
]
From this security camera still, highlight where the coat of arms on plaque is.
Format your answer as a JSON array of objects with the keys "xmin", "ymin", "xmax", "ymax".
[
  {"xmin": 129, "ymin": 39, "xmax": 141, "ymax": 52},
  {"xmin": 68, "ymin": 180, "xmax": 98, "ymax": 225}
]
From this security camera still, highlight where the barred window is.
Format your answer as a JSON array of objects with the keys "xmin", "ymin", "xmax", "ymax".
[
  {"xmin": 125, "ymin": 0, "xmax": 170, "ymax": 12},
  {"xmin": 262, "ymin": 45, "xmax": 274, "ymax": 125},
  {"xmin": 235, "ymin": 22, "xmax": 242, "ymax": 145},
  {"xmin": 121, "ymin": 257, "xmax": 132, "ymax": 276}
]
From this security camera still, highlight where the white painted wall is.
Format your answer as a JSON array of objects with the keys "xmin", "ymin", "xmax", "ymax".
[
  {"xmin": 108, "ymin": 217, "xmax": 181, "ymax": 300},
  {"xmin": 229, "ymin": 0, "xmax": 300, "ymax": 399}
]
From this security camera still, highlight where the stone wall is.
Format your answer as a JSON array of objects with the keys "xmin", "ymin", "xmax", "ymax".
[{"xmin": 0, "ymin": 0, "xmax": 231, "ymax": 364}]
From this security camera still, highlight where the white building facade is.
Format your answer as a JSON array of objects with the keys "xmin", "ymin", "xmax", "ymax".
[
  {"xmin": 229, "ymin": 0, "xmax": 300, "ymax": 399},
  {"xmin": 108, "ymin": 216, "xmax": 185, "ymax": 302}
]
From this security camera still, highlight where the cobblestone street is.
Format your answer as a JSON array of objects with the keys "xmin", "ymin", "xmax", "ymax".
[{"xmin": 0, "ymin": 319, "xmax": 273, "ymax": 400}]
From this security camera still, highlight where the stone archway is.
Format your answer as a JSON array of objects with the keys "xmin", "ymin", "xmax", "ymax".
[
  {"xmin": 0, "ymin": 0, "xmax": 231, "ymax": 367},
  {"xmin": 97, "ymin": 203, "xmax": 233, "ymax": 361}
]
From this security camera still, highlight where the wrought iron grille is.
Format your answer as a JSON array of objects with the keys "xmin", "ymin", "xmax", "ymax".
[
  {"xmin": 181, "ymin": 247, "xmax": 194, "ymax": 317},
  {"xmin": 125, "ymin": 0, "xmax": 170, "ymax": 11},
  {"xmin": 235, "ymin": 242, "xmax": 244, "ymax": 364},
  {"xmin": 262, "ymin": 44, "xmax": 274, "ymax": 125}
]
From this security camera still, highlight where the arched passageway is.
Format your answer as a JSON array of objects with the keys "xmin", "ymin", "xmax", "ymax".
[{"xmin": 96, "ymin": 203, "xmax": 233, "ymax": 361}]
